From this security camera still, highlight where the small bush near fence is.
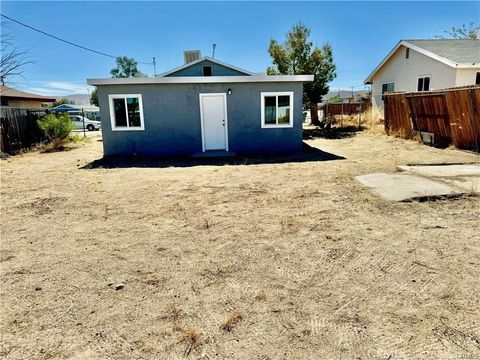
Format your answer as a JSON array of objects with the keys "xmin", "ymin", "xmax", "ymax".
[{"xmin": 38, "ymin": 113, "xmax": 75, "ymax": 149}]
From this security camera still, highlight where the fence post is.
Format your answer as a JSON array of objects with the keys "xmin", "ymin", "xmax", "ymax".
[
  {"xmin": 341, "ymin": 102, "xmax": 344, "ymax": 128},
  {"xmin": 358, "ymin": 103, "xmax": 362, "ymax": 130},
  {"xmin": 468, "ymin": 88, "xmax": 480, "ymax": 153},
  {"xmin": 82, "ymin": 109, "xmax": 86, "ymax": 138}
]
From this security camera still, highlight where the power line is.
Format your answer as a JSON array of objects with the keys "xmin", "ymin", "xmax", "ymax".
[{"xmin": 0, "ymin": 13, "xmax": 153, "ymax": 65}]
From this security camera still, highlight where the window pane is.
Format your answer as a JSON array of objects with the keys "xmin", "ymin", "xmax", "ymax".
[
  {"xmin": 264, "ymin": 96, "xmax": 276, "ymax": 124},
  {"xmin": 203, "ymin": 66, "xmax": 212, "ymax": 76},
  {"xmin": 278, "ymin": 95, "xmax": 290, "ymax": 124},
  {"xmin": 387, "ymin": 83, "xmax": 394, "ymax": 92},
  {"xmin": 113, "ymin": 98, "xmax": 127, "ymax": 127},
  {"xmin": 424, "ymin": 77, "xmax": 430, "ymax": 91},
  {"xmin": 126, "ymin": 97, "xmax": 141, "ymax": 127},
  {"xmin": 476, "ymin": 72, "xmax": 480, "ymax": 85},
  {"xmin": 417, "ymin": 78, "xmax": 423, "ymax": 91}
]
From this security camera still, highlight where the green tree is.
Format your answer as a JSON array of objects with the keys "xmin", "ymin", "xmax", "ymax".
[
  {"xmin": 436, "ymin": 23, "xmax": 478, "ymax": 39},
  {"xmin": 329, "ymin": 94, "xmax": 343, "ymax": 104},
  {"xmin": 110, "ymin": 56, "xmax": 145, "ymax": 78},
  {"xmin": 90, "ymin": 87, "xmax": 98, "ymax": 106},
  {"xmin": 267, "ymin": 23, "xmax": 336, "ymax": 126}
]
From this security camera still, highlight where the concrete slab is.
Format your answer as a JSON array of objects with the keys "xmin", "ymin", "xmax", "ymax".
[
  {"xmin": 397, "ymin": 164, "xmax": 480, "ymax": 177},
  {"xmin": 443, "ymin": 177, "xmax": 480, "ymax": 193},
  {"xmin": 356, "ymin": 173, "xmax": 464, "ymax": 201}
]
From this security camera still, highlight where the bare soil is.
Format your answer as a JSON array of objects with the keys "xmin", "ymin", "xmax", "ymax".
[{"xmin": 1, "ymin": 130, "xmax": 479, "ymax": 359}]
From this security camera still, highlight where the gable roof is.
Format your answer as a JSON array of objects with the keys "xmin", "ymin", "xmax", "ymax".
[
  {"xmin": 364, "ymin": 39, "xmax": 480, "ymax": 84},
  {"xmin": 157, "ymin": 56, "xmax": 254, "ymax": 77},
  {"xmin": 0, "ymin": 85, "xmax": 56, "ymax": 102}
]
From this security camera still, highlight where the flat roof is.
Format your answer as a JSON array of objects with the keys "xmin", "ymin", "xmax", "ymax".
[{"xmin": 87, "ymin": 75, "xmax": 314, "ymax": 86}]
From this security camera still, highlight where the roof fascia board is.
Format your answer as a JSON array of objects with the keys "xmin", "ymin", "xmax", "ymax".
[{"xmin": 87, "ymin": 75, "xmax": 314, "ymax": 86}]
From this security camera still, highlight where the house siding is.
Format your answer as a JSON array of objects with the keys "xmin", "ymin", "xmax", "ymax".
[
  {"xmin": 455, "ymin": 68, "xmax": 479, "ymax": 86},
  {"xmin": 96, "ymin": 82, "xmax": 303, "ymax": 157},
  {"xmin": 165, "ymin": 60, "xmax": 250, "ymax": 77},
  {"xmin": 370, "ymin": 44, "xmax": 458, "ymax": 114}
]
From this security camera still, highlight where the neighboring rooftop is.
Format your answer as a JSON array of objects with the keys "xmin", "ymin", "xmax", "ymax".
[
  {"xmin": 406, "ymin": 39, "xmax": 480, "ymax": 64},
  {"xmin": 364, "ymin": 39, "xmax": 480, "ymax": 84},
  {"xmin": 0, "ymin": 85, "xmax": 56, "ymax": 102}
]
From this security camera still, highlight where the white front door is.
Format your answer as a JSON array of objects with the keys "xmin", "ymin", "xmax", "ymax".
[{"xmin": 200, "ymin": 93, "xmax": 228, "ymax": 151}]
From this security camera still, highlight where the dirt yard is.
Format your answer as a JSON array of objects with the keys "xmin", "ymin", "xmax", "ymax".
[{"xmin": 1, "ymin": 130, "xmax": 479, "ymax": 359}]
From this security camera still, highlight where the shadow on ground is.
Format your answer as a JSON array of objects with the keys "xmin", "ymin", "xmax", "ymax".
[
  {"xmin": 81, "ymin": 143, "xmax": 345, "ymax": 169},
  {"xmin": 303, "ymin": 125, "xmax": 365, "ymax": 140}
]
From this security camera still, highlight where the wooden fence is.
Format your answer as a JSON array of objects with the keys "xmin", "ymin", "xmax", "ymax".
[
  {"xmin": 322, "ymin": 102, "xmax": 371, "ymax": 118},
  {"xmin": 384, "ymin": 86, "xmax": 480, "ymax": 151},
  {"xmin": 0, "ymin": 108, "xmax": 47, "ymax": 154}
]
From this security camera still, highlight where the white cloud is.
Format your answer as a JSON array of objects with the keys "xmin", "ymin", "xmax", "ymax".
[{"xmin": 20, "ymin": 81, "xmax": 93, "ymax": 97}]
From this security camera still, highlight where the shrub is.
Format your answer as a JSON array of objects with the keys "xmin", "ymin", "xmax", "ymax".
[{"xmin": 38, "ymin": 113, "xmax": 74, "ymax": 148}]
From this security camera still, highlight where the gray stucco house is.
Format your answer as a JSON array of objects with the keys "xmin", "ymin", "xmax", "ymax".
[{"xmin": 87, "ymin": 55, "xmax": 313, "ymax": 157}]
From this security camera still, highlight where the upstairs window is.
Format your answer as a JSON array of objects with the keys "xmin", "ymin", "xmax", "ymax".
[
  {"xmin": 417, "ymin": 76, "xmax": 430, "ymax": 91},
  {"xmin": 203, "ymin": 66, "xmax": 212, "ymax": 76},
  {"xmin": 406, "ymin": 48, "xmax": 410, "ymax": 59},
  {"xmin": 261, "ymin": 92, "xmax": 293, "ymax": 128},
  {"xmin": 108, "ymin": 94, "xmax": 144, "ymax": 131},
  {"xmin": 476, "ymin": 72, "xmax": 480, "ymax": 85}
]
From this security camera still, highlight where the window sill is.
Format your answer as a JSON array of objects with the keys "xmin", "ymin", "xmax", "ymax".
[
  {"xmin": 111, "ymin": 127, "xmax": 145, "ymax": 131},
  {"xmin": 261, "ymin": 124, "xmax": 293, "ymax": 129}
]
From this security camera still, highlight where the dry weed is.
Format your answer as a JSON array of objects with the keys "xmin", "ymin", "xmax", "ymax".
[
  {"xmin": 161, "ymin": 303, "xmax": 182, "ymax": 322},
  {"xmin": 221, "ymin": 310, "xmax": 244, "ymax": 332},
  {"xmin": 255, "ymin": 290, "xmax": 267, "ymax": 301},
  {"xmin": 180, "ymin": 327, "xmax": 201, "ymax": 357}
]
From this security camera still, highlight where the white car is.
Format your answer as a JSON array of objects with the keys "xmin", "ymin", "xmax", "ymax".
[{"xmin": 70, "ymin": 115, "xmax": 101, "ymax": 131}]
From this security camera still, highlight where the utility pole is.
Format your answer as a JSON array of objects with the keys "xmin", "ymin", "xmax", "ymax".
[
  {"xmin": 212, "ymin": 43, "xmax": 216, "ymax": 59},
  {"xmin": 153, "ymin": 57, "xmax": 157, "ymax": 77}
]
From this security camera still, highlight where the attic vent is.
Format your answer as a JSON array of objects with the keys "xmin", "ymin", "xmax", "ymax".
[{"xmin": 184, "ymin": 50, "xmax": 201, "ymax": 64}]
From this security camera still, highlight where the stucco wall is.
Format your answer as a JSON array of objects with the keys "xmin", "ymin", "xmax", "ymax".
[
  {"xmin": 1, "ymin": 99, "xmax": 49, "ymax": 108},
  {"xmin": 165, "ymin": 60, "xmax": 250, "ymax": 77},
  {"xmin": 455, "ymin": 68, "xmax": 479, "ymax": 86},
  {"xmin": 370, "ymin": 45, "xmax": 458, "ymax": 113},
  {"xmin": 96, "ymin": 82, "xmax": 304, "ymax": 157}
]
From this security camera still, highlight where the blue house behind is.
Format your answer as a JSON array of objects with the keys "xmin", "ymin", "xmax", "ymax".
[{"xmin": 87, "ymin": 54, "xmax": 313, "ymax": 157}]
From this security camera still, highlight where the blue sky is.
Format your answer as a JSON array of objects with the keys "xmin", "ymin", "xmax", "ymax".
[{"xmin": 2, "ymin": 1, "xmax": 479, "ymax": 96}]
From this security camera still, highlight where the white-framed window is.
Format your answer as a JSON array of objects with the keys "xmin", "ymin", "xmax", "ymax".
[
  {"xmin": 261, "ymin": 91, "xmax": 293, "ymax": 128},
  {"xmin": 108, "ymin": 94, "xmax": 145, "ymax": 131},
  {"xmin": 417, "ymin": 76, "xmax": 430, "ymax": 91}
]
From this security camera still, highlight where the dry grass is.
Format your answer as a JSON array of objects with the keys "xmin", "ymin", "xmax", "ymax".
[
  {"xmin": 331, "ymin": 108, "xmax": 384, "ymax": 134},
  {"xmin": 179, "ymin": 327, "xmax": 201, "ymax": 357},
  {"xmin": 1, "ymin": 132, "xmax": 479, "ymax": 359},
  {"xmin": 221, "ymin": 310, "xmax": 244, "ymax": 332}
]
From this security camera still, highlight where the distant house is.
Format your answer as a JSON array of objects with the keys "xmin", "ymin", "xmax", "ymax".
[
  {"xmin": 364, "ymin": 38, "xmax": 480, "ymax": 114},
  {"xmin": 0, "ymin": 85, "xmax": 56, "ymax": 109},
  {"xmin": 87, "ymin": 51, "xmax": 313, "ymax": 157},
  {"xmin": 50, "ymin": 104, "xmax": 100, "ymax": 121}
]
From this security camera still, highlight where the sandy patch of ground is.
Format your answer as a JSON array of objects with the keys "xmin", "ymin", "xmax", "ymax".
[{"xmin": 1, "ymin": 131, "xmax": 479, "ymax": 359}]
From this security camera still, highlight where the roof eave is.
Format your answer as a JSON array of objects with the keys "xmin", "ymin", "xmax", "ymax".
[
  {"xmin": 363, "ymin": 40, "xmax": 477, "ymax": 84},
  {"xmin": 87, "ymin": 75, "xmax": 314, "ymax": 86}
]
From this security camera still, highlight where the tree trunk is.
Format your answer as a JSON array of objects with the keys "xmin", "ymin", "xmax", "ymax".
[{"xmin": 310, "ymin": 103, "xmax": 321, "ymax": 126}]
